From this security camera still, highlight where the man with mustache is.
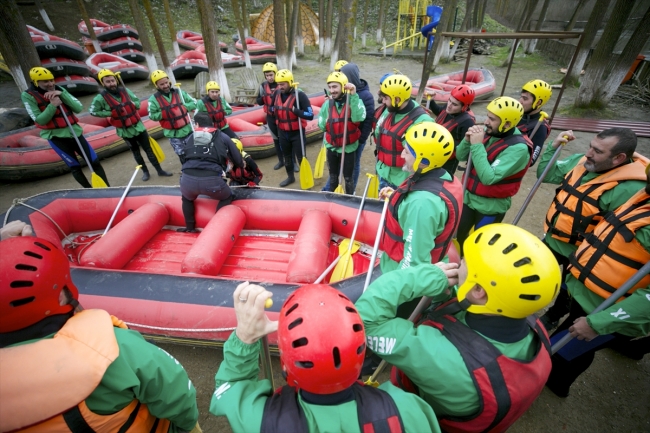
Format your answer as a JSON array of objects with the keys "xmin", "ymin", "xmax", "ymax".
[
  {"xmin": 21, "ymin": 67, "xmax": 110, "ymax": 188},
  {"xmin": 90, "ymin": 69, "xmax": 173, "ymax": 181},
  {"xmin": 537, "ymin": 128, "xmax": 647, "ymax": 331}
]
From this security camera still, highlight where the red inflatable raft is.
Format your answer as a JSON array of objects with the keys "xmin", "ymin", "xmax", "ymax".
[
  {"xmin": 87, "ymin": 52, "xmax": 149, "ymax": 82},
  {"xmin": 81, "ymin": 36, "xmax": 144, "ymax": 54},
  {"xmin": 0, "ymin": 101, "xmax": 162, "ymax": 181},
  {"xmin": 41, "ymin": 57, "xmax": 91, "ymax": 77},
  {"xmin": 78, "ymin": 19, "xmax": 139, "ymax": 41},
  {"xmin": 32, "ymin": 34, "xmax": 86, "ymax": 61},
  {"xmin": 411, "ymin": 68, "xmax": 496, "ymax": 104},
  {"xmin": 54, "ymin": 75, "xmax": 99, "ymax": 95},
  {"xmin": 171, "ymin": 50, "xmax": 243, "ymax": 79},
  {"xmin": 235, "ymin": 37, "xmax": 276, "ymax": 55},
  {"xmin": 112, "ymin": 48, "xmax": 146, "ymax": 63},
  {"xmin": 176, "ymin": 30, "xmax": 228, "ymax": 52},
  {"xmin": 1, "ymin": 187, "xmax": 388, "ymax": 345}
]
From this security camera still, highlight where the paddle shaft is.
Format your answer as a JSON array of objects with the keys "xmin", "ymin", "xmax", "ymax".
[
  {"xmin": 363, "ymin": 197, "xmax": 390, "ymax": 292},
  {"xmin": 338, "ymin": 92, "xmax": 350, "ymax": 188},
  {"xmin": 60, "ymin": 105, "xmax": 96, "ymax": 173},
  {"xmin": 261, "ymin": 335, "xmax": 275, "ymax": 389},
  {"xmin": 512, "ymin": 144, "xmax": 563, "ymax": 226},
  {"xmin": 551, "ymin": 261, "xmax": 650, "ymax": 355},
  {"xmin": 452, "ymin": 154, "xmax": 473, "ymax": 239},
  {"xmin": 175, "ymin": 84, "xmax": 195, "ymax": 132},
  {"xmin": 293, "ymin": 85, "xmax": 307, "ymax": 157},
  {"xmin": 103, "ymin": 165, "xmax": 141, "ymax": 236}
]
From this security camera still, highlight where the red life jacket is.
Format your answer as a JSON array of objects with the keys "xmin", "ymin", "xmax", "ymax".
[
  {"xmin": 26, "ymin": 85, "xmax": 79, "ymax": 130},
  {"xmin": 202, "ymin": 95, "xmax": 227, "ymax": 129},
  {"xmin": 101, "ymin": 88, "xmax": 141, "ymax": 129},
  {"xmin": 391, "ymin": 300, "xmax": 551, "ymax": 433},
  {"xmin": 435, "ymin": 109, "xmax": 475, "ymax": 159},
  {"xmin": 325, "ymin": 99, "xmax": 361, "ymax": 147},
  {"xmin": 274, "ymin": 90, "xmax": 307, "ymax": 132},
  {"xmin": 154, "ymin": 89, "xmax": 189, "ymax": 130},
  {"xmin": 229, "ymin": 155, "xmax": 263, "ymax": 184},
  {"xmin": 462, "ymin": 133, "xmax": 533, "ymax": 198},
  {"xmin": 261, "ymin": 81, "xmax": 275, "ymax": 114},
  {"xmin": 372, "ymin": 104, "xmax": 387, "ymax": 131},
  {"xmin": 261, "ymin": 382, "xmax": 404, "ymax": 433},
  {"xmin": 517, "ymin": 114, "xmax": 551, "ymax": 141},
  {"xmin": 377, "ymin": 106, "xmax": 427, "ymax": 167},
  {"xmin": 382, "ymin": 169, "xmax": 463, "ymax": 263}
]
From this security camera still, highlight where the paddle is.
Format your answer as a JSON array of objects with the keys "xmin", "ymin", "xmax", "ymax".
[
  {"xmin": 367, "ymin": 173, "xmax": 379, "ymax": 199},
  {"xmin": 331, "ymin": 175, "xmax": 372, "ymax": 282},
  {"xmin": 334, "ymin": 92, "xmax": 350, "ymax": 195},
  {"xmin": 293, "ymin": 82, "xmax": 314, "ymax": 190},
  {"xmin": 261, "ymin": 297, "xmax": 275, "ymax": 390},
  {"xmin": 314, "ymin": 239, "xmax": 362, "ymax": 284},
  {"xmin": 313, "ymin": 89, "xmax": 329, "ymax": 180},
  {"xmin": 60, "ymin": 105, "xmax": 107, "ymax": 188},
  {"xmin": 363, "ymin": 196, "xmax": 390, "ymax": 292},
  {"xmin": 103, "ymin": 165, "xmax": 141, "ymax": 236},
  {"xmin": 116, "ymin": 72, "xmax": 166, "ymax": 163},
  {"xmin": 174, "ymin": 83, "xmax": 195, "ymax": 133}
]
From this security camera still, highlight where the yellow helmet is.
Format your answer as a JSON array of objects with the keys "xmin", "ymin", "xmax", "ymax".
[
  {"xmin": 231, "ymin": 138, "xmax": 244, "ymax": 153},
  {"xmin": 381, "ymin": 74, "xmax": 412, "ymax": 108},
  {"xmin": 334, "ymin": 60, "xmax": 348, "ymax": 71},
  {"xmin": 206, "ymin": 81, "xmax": 221, "ymax": 92},
  {"xmin": 486, "ymin": 96, "xmax": 524, "ymax": 133},
  {"xmin": 262, "ymin": 62, "xmax": 278, "ymax": 73},
  {"xmin": 275, "ymin": 69, "xmax": 294, "ymax": 86},
  {"xmin": 458, "ymin": 224, "xmax": 561, "ymax": 319},
  {"xmin": 97, "ymin": 68, "xmax": 116, "ymax": 84},
  {"xmin": 403, "ymin": 122, "xmax": 454, "ymax": 173},
  {"xmin": 29, "ymin": 67, "xmax": 54, "ymax": 85},
  {"xmin": 521, "ymin": 79, "xmax": 552, "ymax": 110},
  {"xmin": 150, "ymin": 70, "xmax": 168, "ymax": 86},
  {"xmin": 326, "ymin": 71, "xmax": 348, "ymax": 88}
]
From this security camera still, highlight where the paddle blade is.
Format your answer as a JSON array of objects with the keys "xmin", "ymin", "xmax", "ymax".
[
  {"xmin": 149, "ymin": 137, "xmax": 166, "ymax": 163},
  {"xmin": 300, "ymin": 158, "xmax": 314, "ymax": 190},
  {"xmin": 364, "ymin": 377, "xmax": 380, "ymax": 388},
  {"xmin": 334, "ymin": 184, "xmax": 345, "ymax": 194},
  {"xmin": 330, "ymin": 251, "xmax": 354, "ymax": 282},
  {"xmin": 91, "ymin": 172, "xmax": 108, "ymax": 188},
  {"xmin": 367, "ymin": 174, "xmax": 379, "ymax": 199},
  {"xmin": 314, "ymin": 145, "xmax": 326, "ymax": 179}
]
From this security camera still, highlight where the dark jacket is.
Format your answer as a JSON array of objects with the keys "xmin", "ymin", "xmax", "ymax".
[{"xmin": 341, "ymin": 63, "xmax": 375, "ymax": 145}]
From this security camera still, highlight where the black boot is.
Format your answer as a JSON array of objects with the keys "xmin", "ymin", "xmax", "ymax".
[
  {"xmin": 274, "ymin": 161, "xmax": 284, "ymax": 170},
  {"xmin": 179, "ymin": 196, "xmax": 196, "ymax": 232},
  {"xmin": 280, "ymin": 176, "xmax": 295, "ymax": 187},
  {"xmin": 217, "ymin": 194, "xmax": 234, "ymax": 211},
  {"xmin": 141, "ymin": 168, "xmax": 150, "ymax": 182},
  {"xmin": 154, "ymin": 163, "xmax": 173, "ymax": 177}
]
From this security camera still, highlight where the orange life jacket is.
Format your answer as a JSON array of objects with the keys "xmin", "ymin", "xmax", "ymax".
[
  {"xmin": 154, "ymin": 89, "xmax": 189, "ymax": 130},
  {"xmin": 324, "ymin": 99, "xmax": 361, "ymax": 147},
  {"xmin": 544, "ymin": 154, "xmax": 649, "ymax": 246},
  {"xmin": 568, "ymin": 190, "xmax": 650, "ymax": 301},
  {"xmin": 26, "ymin": 85, "xmax": 79, "ymax": 130},
  {"xmin": 377, "ymin": 106, "xmax": 427, "ymax": 167},
  {"xmin": 273, "ymin": 90, "xmax": 307, "ymax": 132},
  {"xmin": 202, "ymin": 95, "xmax": 227, "ymax": 129},
  {"xmin": 101, "ymin": 88, "xmax": 141, "ymax": 129},
  {"xmin": 0, "ymin": 309, "xmax": 170, "ymax": 433}
]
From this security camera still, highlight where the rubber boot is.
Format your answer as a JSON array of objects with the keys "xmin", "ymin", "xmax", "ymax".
[
  {"xmin": 141, "ymin": 166, "xmax": 150, "ymax": 182},
  {"xmin": 153, "ymin": 163, "xmax": 173, "ymax": 177}
]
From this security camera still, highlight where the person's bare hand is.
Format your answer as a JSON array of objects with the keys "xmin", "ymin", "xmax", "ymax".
[
  {"xmin": 50, "ymin": 96, "xmax": 63, "ymax": 107},
  {"xmin": 343, "ymin": 83, "xmax": 357, "ymax": 95},
  {"xmin": 233, "ymin": 282, "xmax": 278, "ymax": 344},
  {"xmin": 379, "ymin": 187, "xmax": 394, "ymax": 200},
  {"xmin": 43, "ymin": 90, "xmax": 62, "ymax": 100},
  {"xmin": 467, "ymin": 125, "xmax": 485, "ymax": 145},
  {"xmin": 569, "ymin": 317, "xmax": 599, "ymax": 341},
  {"xmin": 0, "ymin": 220, "xmax": 33, "ymax": 241},
  {"xmin": 434, "ymin": 262, "xmax": 460, "ymax": 287},
  {"xmin": 552, "ymin": 130, "xmax": 575, "ymax": 149}
]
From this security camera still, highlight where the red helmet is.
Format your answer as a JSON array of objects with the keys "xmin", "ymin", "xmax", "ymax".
[
  {"xmin": 278, "ymin": 284, "xmax": 366, "ymax": 394},
  {"xmin": 0, "ymin": 237, "xmax": 78, "ymax": 333},
  {"xmin": 450, "ymin": 84, "xmax": 475, "ymax": 111}
]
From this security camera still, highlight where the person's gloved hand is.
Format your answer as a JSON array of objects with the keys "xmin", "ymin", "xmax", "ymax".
[
  {"xmin": 292, "ymin": 107, "xmax": 301, "ymax": 116},
  {"xmin": 247, "ymin": 181, "xmax": 258, "ymax": 187},
  {"xmin": 0, "ymin": 220, "xmax": 33, "ymax": 241}
]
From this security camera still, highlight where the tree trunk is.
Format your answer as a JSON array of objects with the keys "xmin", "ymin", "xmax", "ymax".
[
  {"xmin": 331, "ymin": 0, "xmax": 357, "ymax": 69},
  {"xmin": 75, "ymin": 0, "xmax": 101, "ymax": 53},
  {"xmin": 142, "ymin": 0, "xmax": 173, "ymax": 82},
  {"xmin": 241, "ymin": 0, "xmax": 250, "ymax": 37},
  {"xmin": 476, "ymin": 0, "xmax": 488, "ymax": 30},
  {"xmin": 127, "ymin": 0, "xmax": 158, "ymax": 73},
  {"xmin": 575, "ymin": 0, "xmax": 635, "ymax": 107},
  {"xmin": 461, "ymin": 0, "xmax": 477, "ymax": 32},
  {"xmin": 196, "ymin": 0, "xmax": 229, "ymax": 101},
  {"xmin": 567, "ymin": 0, "xmax": 610, "ymax": 84},
  {"xmin": 287, "ymin": 0, "xmax": 300, "ymax": 65},
  {"xmin": 501, "ymin": 0, "xmax": 537, "ymax": 67},
  {"xmin": 273, "ymin": 0, "xmax": 290, "ymax": 68},
  {"xmin": 376, "ymin": 0, "xmax": 386, "ymax": 44},
  {"xmin": 362, "ymin": 0, "xmax": 369, "ymax": 48},
  {"xmin": 565, "ymin": 0, "xmax": 588, "ymax": 31},
  {"xmin": 296, "ymin": 4, "xmax": 305, "ymax": 56},
  {"xmin": 34, "ymin": 0, "xmax": 54, "ymax": 32},
  {"xmin": 0, "ymin": 0, "xmax": 40, "ymax": 91},
  {"xmin": 231, "ymin": 0, "xmax": 252, "ymax": 68},
  {"xmin": 525, "ymin": 0, "xmax": 551, "ymax": 54},
  {"xmin": 162, "ymin": 0, "xmax": 180, "ymax": 57},
  {"xmin": 325, "ymin": 0, "xmax": 335, "ymax": 56},
  {"xmin": 319, "ymin": 0, "xmax": 325, "ymax": 58}
]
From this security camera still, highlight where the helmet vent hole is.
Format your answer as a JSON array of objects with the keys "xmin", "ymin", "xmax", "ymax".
[
  {"xmin": 345, "ymin": 306, "xmax": 357, "ymax": 313},
  {"xmin": 488, "ymin": 234, "xmax": 501, "ymax": 245},
  {"xmin": 521, "ymin": 275, "xmax": 541, "ymax": 283},
  {"xmin": 514, "ymin": 257, "xmax": 531, "ymax": 267},
  {"xmin": 23, "ymin": 251, "xmax": 43, "ymax": 260},
  {"xmin": 474, "ymin": 233, "xmax": 482, "ymax": 243},
  {"xmin": 502, "ymin": 243, "xmax": 517, "ymax": 254},
  {"xmin": 10, "ymin": 296, "xmax": 35, "ymax": 307},
  {"xmin": 332, "ymin": 347, "xmax": 341, "ymax": 368},
  {"xmin": 292, "ymin": 337, "xmax": 308, "ymax": 348},
  {"xmin": 34, "ymin": 241, "xmax": 51, "ymax": 251},
  {"xmin": 288, "ymin": 318, "xmax": 303, "ymax": 330},
  {"xmin": 519, "ymin": 294, "xmax": 541, "ymax": 301},
  {"xmin": 357, "ymin": 343, "xmax": 366, "ymax": 355},
  {"xmin": 295, "ymin": 361, "xmax": 314, "ymax": 369},
  {"xmin": 15, "ymin": 264, "xmax": 37, "ymax": 271},
  {"xmin": 285, "ymin": 303, "xmax": 299, "ymax": 316},
  {"xmin": 352, "ymin": 324, "xmax": 363, "ymax": 332},
  {"xmin": 10, "ymin": 280, "xmax": 34, "ymax": 288}
]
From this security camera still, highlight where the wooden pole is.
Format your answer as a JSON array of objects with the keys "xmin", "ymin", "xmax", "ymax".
[
  {"xmin": 196, "ymin": 0, "xmax": 230, "ymax": 101},
  {"xmin": 241, "ymin": 0, "xmax": 250, "ymax": 37},
  {"xmin": 142, "ymin": 0, "xmax": 175, "ymax": 83},
  {"xmin": 162, "ymin": 0, "xmax": 181, "ymax": 57},
  {"xmin": 75, "ymin": 0, "xmax": 102, "ymax": 53},
  {"xmin": 34, "ymin": 0, "xmax": 54, "ymax": 32},
  {"xmin": 127, "ymin": 0, "xmax": 158, "ymax": 73},
  {"xmin": 0, "ymin": 0, "xmax": 40, "ymax": 91}
]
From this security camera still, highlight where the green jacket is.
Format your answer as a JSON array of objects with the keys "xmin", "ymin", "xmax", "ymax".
[
  {"xmin": 89, "ymin": 87, "xmax": 145, "ymax": 138},
  {"xmin": 356, "ymin": 264, "xmax": 538, "ymax": 418},
  {"xmin": 318, "ymin": 94, "xmax": 366, "ymax": 154},
  {"xmin": 210, "ymin": 331, "xmax": 441, "ymax": 433},
  {"xmin": 536, "ymin": 143, "xmax": 646, "ymax": 259},
  {"xmin": 12, "ymin": 325, "xmax": 198, "ymax": 432},
  {"xmin": 374, "ymin": 103, "xmax": 431, "ymax": 187},
  {"xmin": 21, "ymin": 86, "xmax": 84, "ymax": 140},
  {"xmin": 380, "ymin": 171, "xmax": 452, "ymax": 274},
  {"xmin": 148, "ymin": 89, "xmax": 196, "ymax": 138},
  {"xmin": 455, "ymin": 129, "xmax": 530, "ymax": 215},
  {"xmin": 195, "ymin": 96, "xmax": 233, "ymax": 130}
]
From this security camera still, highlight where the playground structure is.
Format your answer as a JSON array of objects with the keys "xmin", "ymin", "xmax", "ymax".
[{"xmin": 386, "ymin": 1, "xmax": 441, "ymax": 53}]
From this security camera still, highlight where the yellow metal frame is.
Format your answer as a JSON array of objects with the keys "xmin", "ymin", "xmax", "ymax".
[{"xmin": 395, "ymin": 0, "xmax": 430, "ymax": 52}]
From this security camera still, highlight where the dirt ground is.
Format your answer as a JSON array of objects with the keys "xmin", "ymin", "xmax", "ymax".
[{"xmin": 2, "ymin": 46, "xmax": 649, "ymax": 432}]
